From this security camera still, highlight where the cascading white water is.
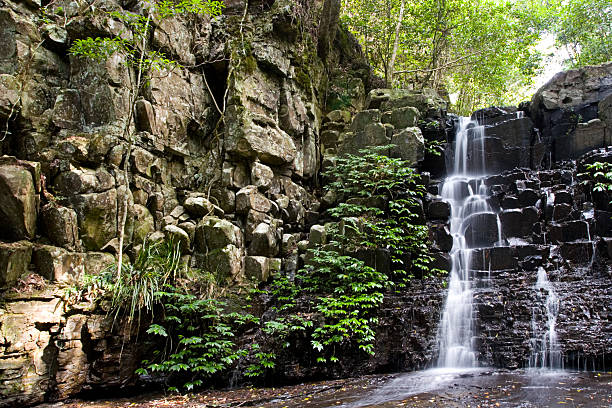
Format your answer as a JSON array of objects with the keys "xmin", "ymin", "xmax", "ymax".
[
  {"xmin": 436, "ymin": 117, "xmax": 501, "ymax": 368},
  {"xmin": 529, "ymin": 267, "xmax": 562, "ymax": 369},
  {"xmin": 582, "ymin": 208, "xmax": 597, "ymax": 268}
]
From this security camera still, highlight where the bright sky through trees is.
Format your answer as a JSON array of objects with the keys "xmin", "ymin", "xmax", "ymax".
[{"xmin": 340, "ymin": 0, "xmax": 611, "ymax": 114}]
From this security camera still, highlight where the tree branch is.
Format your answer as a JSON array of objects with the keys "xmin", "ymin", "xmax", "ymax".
[{"xmin": 394, "ymin": 50, "xmax": 484, "ymax": 75}]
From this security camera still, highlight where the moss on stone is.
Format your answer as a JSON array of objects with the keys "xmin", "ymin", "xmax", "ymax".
[
  {"xmin": 294, "ymin": 66, "xmax": 312, "ymax": 95},
  {"xmin": 243, "ymin": 55, "xmax": 257, "ymax": 75}
]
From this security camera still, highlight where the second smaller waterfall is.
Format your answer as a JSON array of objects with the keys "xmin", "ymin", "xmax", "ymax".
[{"xmin": 529, "ymin": 267, "xmax": 562, "ymax": 369}]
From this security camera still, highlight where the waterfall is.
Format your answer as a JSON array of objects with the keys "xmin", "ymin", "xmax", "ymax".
[
  {"xmin": 582, "ymin": 208, "xmax": 596, "ymax": 268},
  {"xmin": 436, "ymin": 117, "xmax": 501, "ymax": 368},
  {"xmin": 529, "ymin": 267, "xmax": 562, "ymax": 369}
]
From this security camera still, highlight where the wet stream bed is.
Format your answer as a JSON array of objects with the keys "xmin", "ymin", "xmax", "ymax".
[{"xmin": 41, "ymin": 369, "xmax": 612, "ymax": 408}]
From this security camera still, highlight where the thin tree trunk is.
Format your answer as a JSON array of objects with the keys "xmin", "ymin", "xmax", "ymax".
[
  {"xmin": 387, "ymin": 0, "xmax": 405, "ymax": 87},
  {"xmin": 116, "ymin": 12, "xmax": 151, "ymax": 277}
]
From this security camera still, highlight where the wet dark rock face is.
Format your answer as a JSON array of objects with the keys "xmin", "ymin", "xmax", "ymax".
[
  {"xmin": 471, "ymin": 162, "xmax": 612, "ymax": 370},
  {"xmin": 530, "ymin": 63, "xmax": 612, "ymax": 162},
  {"xmin": 425, "ymin": 131, "xmax": 612, "ymax": 373}
]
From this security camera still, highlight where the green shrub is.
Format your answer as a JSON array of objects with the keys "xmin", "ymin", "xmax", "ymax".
[
  {"xmin": 138, "ymin": 289, "xmax": 258, "ymax": 391},
  {"xmin": 257, "ymin": 145, "xmax": 437, "ymax": 363},
  {"xmin": 581, "ymin": 161, "xmax": 612, "ymax": 206},
  {"xmin": 106, "ymin": 239, "xmax": 182, "ymax": 326},
  {"xmin": 71, "ymin": 239, "xmax": 183, "ymax": 329},
  {"xmin": 323, "ymin": 145, "xmax": 435, "ymax": 281}
]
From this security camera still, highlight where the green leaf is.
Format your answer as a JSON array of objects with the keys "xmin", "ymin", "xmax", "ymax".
[{"xmin": 146, "ymin": 324, "xmax": 168, "ymax": 337}]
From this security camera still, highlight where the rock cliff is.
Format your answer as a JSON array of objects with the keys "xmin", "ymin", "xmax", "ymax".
[{"xmin": 0, "ymin": 0, "xmax": 377, "ymax": 404}]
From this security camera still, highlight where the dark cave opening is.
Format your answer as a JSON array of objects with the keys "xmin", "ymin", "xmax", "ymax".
[{"xmin": 203, "ymin": 60, "xmax": 229, "ymax": 114}]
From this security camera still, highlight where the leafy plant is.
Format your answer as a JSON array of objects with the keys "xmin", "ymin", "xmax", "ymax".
[
  {"xmin": 580, "ymin": 161, "xmax": 612, "ymax": 205},
  {"xmin": 254, "ymin": 146, "xmax": 437, "ymax": 364},
  {"xmin": 425, "ymin": 139, "xmax": 444, "ymax": 157},
  {"xmin": 139, "ymin": 289, "xmax": 258, "ymax": 391},
  {"xmin": 323, "ymin": 145, "xmax": 435, "ymax": 281},
  {"xmin": 305, "ymin": 251, "xmax": 386, "ymax": 360},
  {"xmin": 108, "ymin": 238, "xmax": 183, "ymax": 325},
  {"xmin": 75, "ymin": 239, "xmax": 182, "ymax": 329},
  {"xmin": 244, "ymin": 343, "xmax": 276, "ymax": 378}
]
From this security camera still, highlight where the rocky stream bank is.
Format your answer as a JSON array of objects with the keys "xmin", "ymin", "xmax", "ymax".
[{"xmin": 34, "ymin": 370, "xmax": 612, "ymax": 408}]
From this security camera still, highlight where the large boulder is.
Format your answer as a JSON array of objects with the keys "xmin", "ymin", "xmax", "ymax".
[
  {"xmin": 251, "ymin": 162, "xmax": 274, "ymax": 191},
  {"xmin": 66, "ymin": 189, "xmax": 118, "ymax": 251},
  {"xmin": 530, "ymin": 62, "xmax": 612, "ymax": 161},
  {"xmin": 463, "ymin": 212, "xmax": 502, "ymax": 248},
  {"xmin": 236, "ymin": 185, "xmax": 272, "ymax": 214},
  {"xmin": 0, "ymin": 164, "xmax": 37, "ymax": 241},
  {"xmin": 340, "ymin": 123, "xmax": 389, "ymax": 155},
  {"xmin": 427, "ymin": 199, "xmax": 451, "ymax": 220},
  {"xmin": 183, "ymin": 193, "xmax": 224, "ymax": 217},
  {"xmin": 350, "ymin": 110, "xmax": 381, "ymax": 133},
  {"xmin": 54, "ymin": 315, "xmax": 90, "ymax": 399},
  {"xmin": 248, "ymin": 223, "xmax": 279, "ymax": 257},
  {"xmin": 308, "ymin": 224, "xmax": 327, "ymax": 247},
  {"xmin": 130, "ymin": 147, "xmax": 156, "ymax": 178},
  {"xmin": 245, "ymin": 256, "xmax": 270, "ymax": 282},
  {"xmin": 53, "ymin": 167, "xmax": 114, "ymax": 196},
  {"xmin": 470, "ymin": 246, "xmax": 517, "ymax": 271},
  {"xmin": 253, "ymin": 42, "xmax": 290, "ymax": 78},
  {"xmin": 194, "ymin": 217, "xmax": 243, "ymax": 252},
  {"xmin": 499, "ymin": 207, "xmax": 540, "ymax": 238},
  {"xmin": 0, "ymin": 241, "xmax": 33, "ymax": 288},
  {"xmin": 40, "ymin": 203, "xmax": 80, "ymax": 250},
  {"xmin": 31, "ymin": 246, "xmax": 87, "ymax": 284},
  {"xmin": 382, "ymin": 106, "xmax": 419, "ymax": 129},
  {"xmin": 225, "ymin": 110, "xmax": 297, "ymax": 165},
  {"xmin": 565, "ymin": 119, "xmax": 607, "ymax": 159},
  {"xmin": 193, "ymin": 217, "xmax": 244, "ymax": 282},
  {"xmin": 365, "ymin": 88, "xmax": 447, "ymax": 118},
  {"xmin": 390, "ymin": 127, "xmax": 424, "ymax": 165},
  {"xmin": 192, "ymin": 244, "xmax": 243, "ymax": 283},
  {"xmin": 163, "ymin": 225, "xmax": 191, "ymax": 253}
]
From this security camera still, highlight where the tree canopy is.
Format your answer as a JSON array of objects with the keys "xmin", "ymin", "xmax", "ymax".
[
  {"xmin": 554, "ymin": 0, "xmax": 611, "ymax": 68},
  {"xmin": 340, "ymin": 0, "xmax": 611, "ymax": 114}
]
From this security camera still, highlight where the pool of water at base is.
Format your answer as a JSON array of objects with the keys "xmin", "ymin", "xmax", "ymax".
[
  {"xmin": 50, "ymin": 369, "xmax": 612, "ymax": 408},
  {"xmin": 286, "ymin": 368, "xmax": 612, "ymax": 408}
]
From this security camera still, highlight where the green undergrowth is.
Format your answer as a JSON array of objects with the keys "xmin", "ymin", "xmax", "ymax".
[
  {"xmin": 580, "ymin": 161, "xmax": 612, "ymax": 204},
  {"xmin": 74, "ymin": 146, "xmax": 438, "ymax": 392},
  {"xmin": 256, "ymin": 145, "xmax": 440, "ymax": 364}
]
